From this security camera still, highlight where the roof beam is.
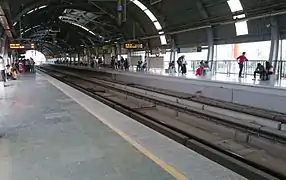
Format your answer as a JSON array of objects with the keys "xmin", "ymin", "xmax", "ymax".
[{"xmin": 88, "ymin": 0, "xmax": 116, "ymax": 20}]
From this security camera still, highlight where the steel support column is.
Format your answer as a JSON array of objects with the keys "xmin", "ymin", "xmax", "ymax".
[
  {"xmin": 269, "ymin": 17, "xmax": 280, "ymax": 73},
  {"xmin": 207, "ymin": 28, "xmax": 214, "ymax": 71},
  {"xmin": 196, "ymin": 1, "xmax": 214, "ymax": 71},
  {"xmin": 1, "ymin": 35, "xmax": 8, "ymax": 66},
  {"xmin": 117, "ymin": 44, "xmax": 122, "ymax": 59},
  {"xmin": 169, "ymin": 37, "xmax": 176, "ymax": 63}
]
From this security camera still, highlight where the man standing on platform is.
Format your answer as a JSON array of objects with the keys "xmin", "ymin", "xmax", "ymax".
[{"xmin": 237, "ymin": 52, "xmax": 248, "ymax": 78}]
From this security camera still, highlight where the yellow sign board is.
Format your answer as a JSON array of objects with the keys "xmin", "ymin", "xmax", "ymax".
[
  {"xmin": 9, "ymin": 43, "xmax": 35, "ymax": 49},
  {"xmin": 10, "ymin": 44, "xmax": 24, "ymax": 49},
  {"xmin": 124, "ymin": 43, "xmax": 144, "ymax": 49}
]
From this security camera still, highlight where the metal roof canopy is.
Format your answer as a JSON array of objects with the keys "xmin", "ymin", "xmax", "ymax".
[{"xmin": 3, "ymin": 0, "xmax": 286, "ymax": 53}]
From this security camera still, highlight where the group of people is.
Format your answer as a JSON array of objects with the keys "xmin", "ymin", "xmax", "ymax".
[
  {"xmin": 195, "ymin": 61, "xmax": 210, "ymax": 76},
  {"xmin": 5, "ymin": 64, "xmax": 18, "ymax": 80},
  {"xmin": 1, "ymin": 58, "xmax": 36, "ymax": 84},
  {"xmin": 111, "ymin": 56, "xmax": 129, "ymax": 70},
  {"xmin": 253, "ymin": 61, "xmax": 273, "ymax": 80},
  {"xmin": 136, "ymin": 59, "xmax": 148, "ymax": 72},
  {"xmin": 168, "ymin": 56, "xmax": 188, "ymax": 75},
  {"xmin": 236, "ymin": 52, "xmax": 273, "ymax": 80},
  {"xmin": 176, "ymin": 56, "xmax": 187, "ymax": 75},
  {"xmin": 168, "ymin": 51, "xmax": 273, "ymax": 81}
]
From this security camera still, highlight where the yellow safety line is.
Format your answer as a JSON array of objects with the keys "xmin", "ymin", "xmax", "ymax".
[
  {"xmin": 44, "ymin": 74, "xmax": 188, "ymax": 180},
  {"xmin": 92, "ymin": 115, "xmax": 188, "ymax": 180}
]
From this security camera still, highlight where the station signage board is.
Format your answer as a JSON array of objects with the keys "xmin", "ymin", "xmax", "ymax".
[
  {"xmin": 9, "ymin": 43, "xmax": 35, "ymax": 49},
  {"xmin": 124, "ymin": 43, "xmax": 144, "ymax": 49},
  {"xmin": 177, "ymin": 46, "xmax": 202, "ymax": 53},
  {"xmin": 117, "ymin": 5, "xmax": 124, "ymax": 12}
]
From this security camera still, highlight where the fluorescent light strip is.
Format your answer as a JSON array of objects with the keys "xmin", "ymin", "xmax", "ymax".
[
  {"xmin": 227, "ymin": 0, "xmax": 243, "ymax": 12},
  {"xmin": 131, "ymin": 0, "xmax": 147, "ymax": 11},
  {"xmin": 130, "ymin": 0, "xmax": 167, "ymax": 45},
  {"xmin": 68, "ymin": 21, "xmax": 97, "ymax": 36},
  {"xmin": 27, "ymin": 10, "xmax": 35, "ymax": 14},
  {"xmin": 144, "ymin": 9, "xmax": 157, "ymax": 22},
  {"xmin": 24, "ymin": 28, "xmax": 32, "ymax": 33},
  {"xmin": 59, "ymin": 17, "xmax": 106, "ymax": 39},
  {"xmin": 227, "ymin": 0, "xmax": 248, "ymax": 36},
  {"xmin": 235, "ymin": 21, "xmax": 248, "ymax": 36},
  {"xmin": 38, "ymin": 5, "xmax": 47, "ymax": 9},
  {"xmin": 21, "ymin": 25, "xmax": 44, "ymax": 34},
  {"xmin": 233, "ymin": 14, "xmax": 246, "ymax": 19},
  {"xmin": 153, "ymin": 21, "xmax": 162, "ymax": 31},
  {"xmin": 160, "ymin": 35, "xmax": 167, "ymax": 45},
  {"xmin": 25, "ymin": 5, "xmax": 48, "ymax": 15}
]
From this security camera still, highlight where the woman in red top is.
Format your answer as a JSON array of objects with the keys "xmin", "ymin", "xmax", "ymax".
[{"xmin": 237, "ymin": 52, "xmax": 248, "ymax": 78}]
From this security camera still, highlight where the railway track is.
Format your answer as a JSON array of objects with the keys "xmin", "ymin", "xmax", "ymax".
[
  {"xmin": 39, "ymin": 66, "xmax": 286, "ymax": 180},
  {"xmin": 46, "ymin": 64, "xmax": 286, "ymax": 123}
]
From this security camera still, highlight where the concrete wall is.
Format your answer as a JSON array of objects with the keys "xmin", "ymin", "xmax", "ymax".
[{"xmin": 112, "ymin": 72, "xmax": 286, "ymax": 113}]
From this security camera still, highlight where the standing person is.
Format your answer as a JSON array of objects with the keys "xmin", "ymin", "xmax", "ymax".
[
  {"xmin": 124, "ymin": 58, "xmax": 129, "ymax": 70},
  {"xmin": 136, "ymin": 60, "xmax": 143, "ymax": 71},
  {"xmin": 90, "ymin": 59, "xmax": 95, "ymax": 68},
  {"xmin": 203, "ymin": 61, "xmax": 210, "ymax": 76},
  {"xmin": 98, "ymin": 57, "xmax": 103, "ymax": 68},
  {"xmin": 120, "ymin": 56, "xmax": 124, "ymax": 70},
  {"xmin": 177, "ymin": 56, "xmax": 183, "ymax": 73},
  {"xmin": 237, "ymin": 52, "xmax": 248, "ymax": 78},
  {"xmin": 11, "ymin": 63, "xmax": 18, "ymax": 80},
  {"xmin": 169, "ymin": 60, "xmax": 176, "ymax": 74},
  {"xmin": 19, "ymin": 60, "xmax": 25, "ymax": 74},
  {"xmin": 111, "ymin": 56, "xmax": 115, "ymax": 69},
  {"xmin": 196, "ymin": 61, "xmax": 204, "ymax": 76},
  {"xmin": 181, "ymin": 61, "xmax": 187, "ymax": 76},
  {"xmin": 5, "ymin": 65, "xmax": 12, "ymax": 80},
  {"xmin": 0, "ymin": 57, "xmax": 6, "ymax": 86},
  {"xmin": 30, "ymin": 58, "xmax": 35, "ymax": 73},
  {"xmin": 25, "ymin": 59, "xmax": 30, "ymax": 73}
]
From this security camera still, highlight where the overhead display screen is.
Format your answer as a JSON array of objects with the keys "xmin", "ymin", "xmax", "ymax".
[{"xmin": 124, "ymin": 43, "xmax": 144, "ymax": 49}]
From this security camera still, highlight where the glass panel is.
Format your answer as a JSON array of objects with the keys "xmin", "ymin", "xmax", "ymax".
[
  {"xmin": 216, "ymin": 41, "xmax": 271, "ymax": 61},
  {"xmin": 239, "ymin": 41, "xmax": 271, "ymax": 60},
  {"xmin": 216, "ymin": 44, "xmax": 235, "ymax": 60}
]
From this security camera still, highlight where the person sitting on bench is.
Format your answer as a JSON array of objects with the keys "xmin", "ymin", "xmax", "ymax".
[
  {"xmin": 253, "ymin": 63, "xmax": 265, "ymax": 80},
  {"xmin": 264, "ymin": 61, "xmax": 273, "ymax": 80}
]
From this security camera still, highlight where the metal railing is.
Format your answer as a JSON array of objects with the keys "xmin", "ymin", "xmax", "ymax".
[
  {"xmin": 53, "ymin": 59, "xmax": 286, "ymax": 79},
  {"xmin": 187, "ymin": 60, "xmax": 286, "ymax": 79}
]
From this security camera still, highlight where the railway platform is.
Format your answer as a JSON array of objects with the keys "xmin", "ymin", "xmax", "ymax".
[
  {"xmin": 0, "ymin": 73, "xmax": 246, "ymax": 180},
  {"xmin": 47, "ymin": 64, "xmax": 286, "ymax": 113}
]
